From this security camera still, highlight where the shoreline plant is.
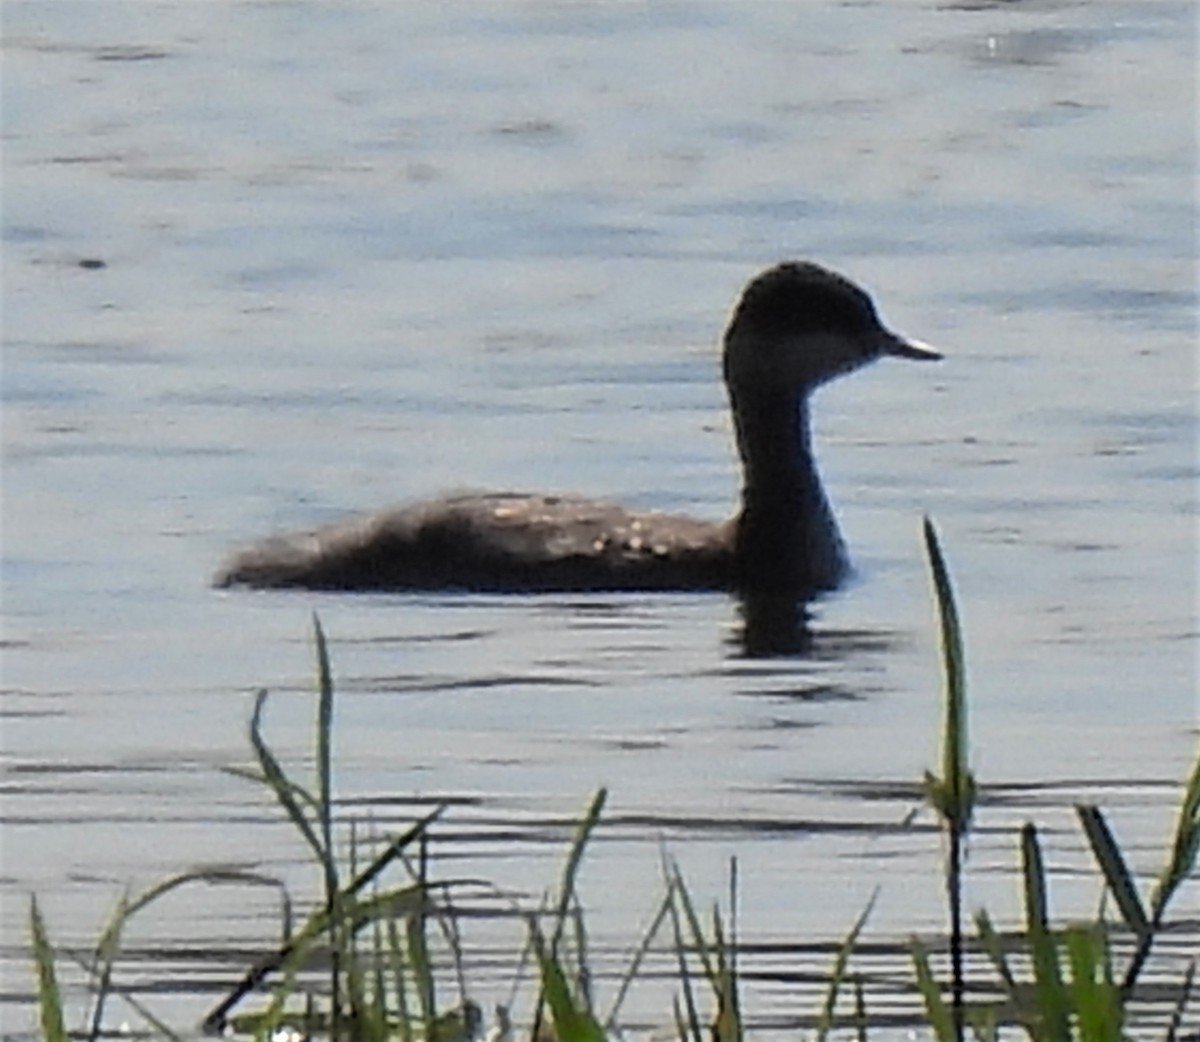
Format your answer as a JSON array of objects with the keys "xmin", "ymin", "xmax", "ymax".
[{"xmin": 28, "ymin": 522, "xmax": 1199, "ymax": 1040}]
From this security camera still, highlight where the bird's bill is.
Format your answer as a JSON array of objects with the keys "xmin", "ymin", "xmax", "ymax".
[{"xmin": 882, "ymin": 330, "xmax": 942, "ymax": 361}]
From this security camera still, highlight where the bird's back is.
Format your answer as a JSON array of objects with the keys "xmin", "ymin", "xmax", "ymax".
[{"xmin": 215, "ymin": 492, "xmax": 735, "ymax": 592}]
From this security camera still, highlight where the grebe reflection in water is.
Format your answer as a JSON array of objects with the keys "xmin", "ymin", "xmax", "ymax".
[{"xmin": 216, "ymin": 261, "xmax": 941, "ymax": 597}]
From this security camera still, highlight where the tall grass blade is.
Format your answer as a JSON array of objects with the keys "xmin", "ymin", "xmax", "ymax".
[
  {"xmin": 311, "ymin": 615, "xmax": 342, "ymax": 1033},
  {"xmin": 910, "ymin": 938, "xmax": 955, "ymax": 1042},
  {"xmin": 923, "ymin": 517, "xmax": 975, "ymax": 1042},
  {"xmin": 530, "ymin": 921, "xmax": 607, "ymax": 1042},
  {"xmin": 922, "ymin": 516, "xmax": 975, "ymax": 833},
  {"xmin": 603, "ymin": 884, "xmax": 674, "ymax": 1029},
  {"xmin": 972, "ymin": 909, "xmax": 1016, "ymax": 995},
  {"xmin": 1020, "ymin": 823, "xmax": 1069, "ymax": 1041},
  {"xmin": 581, "ymin": 909, "xmax": 597, "ymax": 1011},
  {"xmin": 222, "ymin": 763, "xmax": 322, "ymax": 815},
  {"xmin": 313, "ymin": 613, "xmax": 335, "ymax": 864},
  {"xmin": 1122, "ymin": 747, "xmax": 1199, "ymax": 994},
  {"xmin": 313, "ymin": 615, "xmax": 338, "ymax": 899},
  {"xmin": 665, "ymin": 872, "xmax": 704, "ymax": 1042},
  {"xmin": 550, "ymin": 788, "xmax": 606, "ymax": 953},
  {"xmin": 202, "ymin": 807, "xmax": 444, "ymax": 1033},
  {"xmin": 85, "ymin": 870, "xmax": 285, "ymax": 1040},
  {"xmin": 814, "ymin": 889, "xmax": 877, "ymax": 1042},
  {"xmin": 667, "ymin": 860, "xmax": 742, "ymax": 1041},
  {"xmin": 529, "ymin": 789, "xmax": 606, "ymax": 1036},
  {"xmin": 670, "ymin": 864, "xmax": 716, "ymax": 982},
  {"xmin": 722, "ymin": 857, "xmax": 740, "ymax": 1042},
  {"xmin": 245, "ymin": 946, "xmax": 306, "ymax": 1041},
  {"xmin": 30, "ymin": 896, "xmax": 67, "ymax": 1042},
  {"xmin": 86, "ymin": 891, "xmax": 131, "ymax": 1041},
  {"xmin": 708, "ymin": 908, "xmax": 741, "ymax": 1042},
  {"xmin": 40, "ymin": 871, "xmax": 272, "ymax": 1041},
  {"xmin": 1063, "ymin": 925, "xmax": 1121, "ymax": 1042},
  {"xmin": 409, "ymin": 834, "xmax": 436, "ymax": 1038},
  {"xmin": 1076, "ymin": 804, "xmax": 1149, "ymax": 939},
  {"xmin": 1150, "ymin": 747, "xmax": 1200, "ymax": 923},
  {"xmin": 62, "ymin": 946, "xmax": 183, "ymax": 1041},
  {"xmin": 250, "ymin": 688, "xmax": 324, "ymax": 863}
]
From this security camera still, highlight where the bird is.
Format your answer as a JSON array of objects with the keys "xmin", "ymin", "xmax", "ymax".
[{"xmin": 214, "ymin": 261, "xmax": 940, "ymax": 595}]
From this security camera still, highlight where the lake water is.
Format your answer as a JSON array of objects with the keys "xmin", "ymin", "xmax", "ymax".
[{"xmin": 2, "ymin": 1, "xmax": 1197, "ymax": 1038}]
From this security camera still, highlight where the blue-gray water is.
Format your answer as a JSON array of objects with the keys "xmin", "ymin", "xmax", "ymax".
[{"xmin": 2, "ymin": 2, "xmax": 1197, "ymax": 1037}]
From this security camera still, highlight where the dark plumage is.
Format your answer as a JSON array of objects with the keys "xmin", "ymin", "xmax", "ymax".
[{"xmin": 215, "ymin": 261, "xmax": 940, "ymax": 594}]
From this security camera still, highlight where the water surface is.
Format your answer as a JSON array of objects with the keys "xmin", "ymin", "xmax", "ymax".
[{"xmin": 2, "ymin": 1, "xmax": 1197, "ymax": 1037}]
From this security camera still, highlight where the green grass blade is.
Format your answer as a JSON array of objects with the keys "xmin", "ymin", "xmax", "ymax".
[
  {"xmin": 1076, "ymin": 804, "xmax": 1149, "ymax": 938},
  {"xmin": 668, "ymin": 860, "xmax": 741, "ymax": 1041},
  {"xmin": 348, "ymin": 807, "xmax": 445, "ymax": 897},
  {"xmin": 120, "ymin": 867, "xmax": 284, "ymax": 921},
  {"xmin": 1120, "ymin": 749, "xmax": 1200, "ymax": 994},
  {"xmin": 924, "ymin": 517, "xmax": 974, "ymax": 1042},
  {"xmin": 55, "ymin": 943, "xmax": 184, "ymax": 1042},
  {"xmin": 1021, "ymin": 823, "xmax": 1069, "ymax": 1041},
  {"xmin": 408, "ymin": 837, "xmax": 436, "ymax": 1037},
  {"xmin": 30, "ymin": 896, "xmax": 68, "ymax": 1042},
  {"xmin": 250, "ymin": 689, "xmax": 325, "ymax": 863},
  {"xmin": 78, "ymin": 869, "xmax": 287, "ymax": 1041},
  {"xmin": 922, "ymin": 516, "xmax": 975, "ymax": 834},
  {"xmin": 708, "ymin": 907, "xmax": 741, "ymax": 1042},
  {"xmin": 527, "ymin": 791, "xmax": 606, "ymax": 1040},
  {"xmin": 1064, "ymin": 925, "xmax": 1121, "ymax": 1042},
  {"xmin": 670, "ymin": 864, "xmax": 717, "ymax": 982},
  {"xmin": 814, "ymin": 889, "xmax": 877, "ymax": 1041},
  {"xmin": 201, "ymin": 808, "xmax": 444, "ymax": 1033},
  {"xmin": 550, "ymin": 788, "xmax": 606, "ymax": 953},
  {"xmin": 313, "ymin": 614, "xmax": 338, "ymax": 896},
  {"xmin": 310, "ymin": 616, "xmax": 342, "ymax": 1036},
  {"xmin": 530, "ymin": 920, "xmax": 607, "ymax": 1042},
  {"xmin": 665, "ymin": 873, "xmax": 704, "ymax": 1042},
  {"xmin": 86, "ymin": 890, "xmax": 132, "ymax": 1041},
  {"xmin": 910, "ymin": 937, "xmax": 955, "ymax": 1042},
  {"xmin": 972, "ymin": 909, "xmax": 1016, "ymax": 995},
  {"xmin": 559, "ymin": 902, "xmax": 590, "ymax": 1013},
  {"xmin": 1150, "ymin": 747, "xmax": 1200, "ymax": 924},
  {"xmin": 718, "ymin": 857, "xmax": 741, "ymax": 1042},
  {"xmin": 346, "ymin": 885, "xmax": 430, "ymax": 939},
  {"xmin": 222, "ymin": 763, "xmax": 322, "ymax": 816},
  {"xmin": 603, "ymin": 883, "xmax": 675, "ymax": 1029}
]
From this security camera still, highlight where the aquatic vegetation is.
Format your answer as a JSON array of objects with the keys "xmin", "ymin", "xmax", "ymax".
[
  {"xmin": 913, "ymin": 519, "xmax": 1198, "ymax": 1042},
  {"xmin": 29, "ymin": 526, "xmax": 1199, "ymax": 1040}
]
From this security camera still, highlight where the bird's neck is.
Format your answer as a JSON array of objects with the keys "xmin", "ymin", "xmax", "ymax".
[{"xmin": 729, "ymin": 386, "xmax": 847, "ymax": 592}]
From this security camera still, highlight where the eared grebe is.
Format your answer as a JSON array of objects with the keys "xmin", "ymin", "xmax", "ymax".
[{"xmin": 215, "ymin": 261, "xmax": 940, "ymax": 594}]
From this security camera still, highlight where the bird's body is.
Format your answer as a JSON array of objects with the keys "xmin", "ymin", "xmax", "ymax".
[
  {"xmin": 221, "ymin": 491, "xmax": 734, "ymax": 592},
  {"xmin": 215, "ymin": 261, "xmax": 940, "ymax": 595}
]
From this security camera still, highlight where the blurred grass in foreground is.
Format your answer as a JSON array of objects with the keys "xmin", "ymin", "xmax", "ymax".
[{"xmin": 31, "ymin": 521, "xmax": 1198, "ymax": 1040}]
